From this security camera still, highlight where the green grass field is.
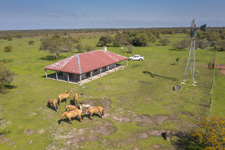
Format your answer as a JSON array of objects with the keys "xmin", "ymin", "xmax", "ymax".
[{"xmin": 0, "ymin": 35, "xmax": 224, "ymax": 150}]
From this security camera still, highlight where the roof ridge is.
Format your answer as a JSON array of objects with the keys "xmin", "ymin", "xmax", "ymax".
[
  {"xmin": 77, "ymin": 54, "xmax": 81, "ymax": 74},
  {"xmin": 103, "ymin": 50, "xmax": 119, "ymax": 61}
]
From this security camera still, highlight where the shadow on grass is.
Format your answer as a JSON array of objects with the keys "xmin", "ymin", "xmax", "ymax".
[
  {"xmin": 172, "ymin": 132, "xmax": 199, "ymax": 150},
  {"xmin": 3, "ymin": 85, "xmax": 17, "ymax": 89},
  {"xmin": 82, "ymin": 113, "xmax": 102, "ymax": 120},
  {"xmin": 41, "ymin": 73, "xmax": 56, "ymax": 78},
  {"xmin": 46, "ymin": 105, "xmax": 58, "ymax": 112},
  {"xmin": 39, "ymin": 55, "xmax": 67, "ymax": 61},
  {"xmin": 143, "ymin": 71, "xmax": 177, "ymax": 81},
  {"xmin": 0, "ymin": 85, "xmax": 17, "ymax": 94},
  {"xmin": 168, "ymin": 48, "xmax": 187, "ymax": 51},
  {"xmin": 58, "ymin": 117, "xmax": 81, "ymax": 124}
]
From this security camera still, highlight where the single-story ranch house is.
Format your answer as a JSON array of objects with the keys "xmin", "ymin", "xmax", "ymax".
[{"xmin": 44, "ymin": 47, "xmax": 128, "ymax": 85}]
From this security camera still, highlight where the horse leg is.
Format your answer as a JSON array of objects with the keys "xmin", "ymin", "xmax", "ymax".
[
  {"xmin": 79, "ymin": 115, "xmax": 82, "ymax": 122},
  {"xmin": 47, "ymin": 102, "xmax": 50, "ymax": 108},
  {"xmin": 74, "ymin": 100, "xmax": 77, "ymax": 106},
  {"xmin": 58, "ymin": 98, "xmax": 61, "ymax": 106},
  {"xmin": 68, "ymin": 117, "xmax": 72, "ymax": 124},
  {"xmin": 90, "ymin": 112, "xmax": 93, "ymax": 120},
  {"xmin": 55, "ymin": 102, "xmax": 58, "ymax": 111},
  {"xmin": 101, "ymin": 109, "xmax": 104, "ymax": 118}
]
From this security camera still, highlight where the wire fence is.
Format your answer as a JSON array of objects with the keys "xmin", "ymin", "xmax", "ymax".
[{"xmin": 208, "ymin": 49, "xmax": 217, "ymax": 121}]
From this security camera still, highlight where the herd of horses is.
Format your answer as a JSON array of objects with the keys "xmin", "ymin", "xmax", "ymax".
[{"xmin": 47, "ymin": 90, "xmax": 104, "ymax": 124}]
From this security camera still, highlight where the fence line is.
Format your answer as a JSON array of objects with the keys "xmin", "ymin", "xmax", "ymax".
[{"xmin": 208, "ymin": 49, "xmax": 217, "ymax": 121}]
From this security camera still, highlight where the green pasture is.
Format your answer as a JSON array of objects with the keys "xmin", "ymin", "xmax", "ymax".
[{"xmin": 0, "ymin": 35, "xmax": 224, "ymax": 150}]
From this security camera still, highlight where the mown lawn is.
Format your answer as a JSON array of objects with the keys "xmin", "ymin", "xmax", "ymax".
[{"xmin": 0, "ymin": 35, "xmax": 224, "ymax": 150}]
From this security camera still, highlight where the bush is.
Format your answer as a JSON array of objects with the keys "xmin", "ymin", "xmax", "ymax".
[
  {"xmin": 174, "ymin": 39, "xmax": 190, "ymax": 50},
  {"xmin": 0, "ymin": 64, "xmax": 16, "ymax": 93},
  {"xmin": 196, "ymin": 39, "xmax": 210, "ymax": 49},
  {"xmin": 28, "ymin": 40, "xmax": 35, "ymax": 45},
  {"xmin": 76, "ymin": 43, "xmax": 84, "ymax": 53},
  {"xmin": 159, "ymin": 38, "xmax": 170, "ymax": 46},
  {"xmin": 84, "ymin": 44, "xmax": 94, "ymax": 52},
  {"xmin": 191, "ymin": 116, "xmax": 225, "ymax": 149},
  {"xmin": 215, "ymin": 40, "xmax": 225, "ymax": 51},
  {"xmin": 4, "ymin": 45, "xmax": 12, "ymax": 52}
]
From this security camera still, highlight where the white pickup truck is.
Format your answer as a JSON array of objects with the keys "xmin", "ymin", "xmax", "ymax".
[{"xmin": 129, "ymin": 55, "xmax": 144, "ymax": 61}]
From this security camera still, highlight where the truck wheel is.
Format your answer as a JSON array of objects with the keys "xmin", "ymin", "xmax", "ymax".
[{"xmin": 140, "ymin": 59, "xmax": 143, "ymax": 61}]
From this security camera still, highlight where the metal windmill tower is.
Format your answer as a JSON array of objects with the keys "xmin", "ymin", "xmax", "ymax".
[{"xmin": 181, "ymin": 19, "xmax": 197, "ymax": 86}]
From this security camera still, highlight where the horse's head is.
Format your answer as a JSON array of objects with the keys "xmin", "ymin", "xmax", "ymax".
[{"xmin": 68, "ymin": 90, "xmax": 72, "ymax": 94}]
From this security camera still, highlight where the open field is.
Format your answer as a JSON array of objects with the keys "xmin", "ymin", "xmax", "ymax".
[{"xmin": 0, "ymin": 33, "xmax": 225, "ymax": 150}]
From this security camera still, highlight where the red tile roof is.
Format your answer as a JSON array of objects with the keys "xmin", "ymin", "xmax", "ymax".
[{"xmin": 44, "ymin": 50, "xmax": 128, "ymax": 74}]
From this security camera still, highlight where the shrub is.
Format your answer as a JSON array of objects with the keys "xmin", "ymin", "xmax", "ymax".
[
  {"xmin": 159, "ymin": 38, "xmax": 170, "ymax": 46},
  {"xmin": 84, "ymin": 44, "xmax": 94, "ymax": 52},
  {"xmin": 76, "ymin": 43, "xmax": 84, "ymax": 53},
  {"xmin": 215, "ymin": 40, "xmax": 225, "ymax": 51},
  {"xmin": 4, "ymin": 45, "xmax": 12, "ymax": 52},
  {"xmin": 191, "ymin": 116, "xmax": 225, "ymax": 149},
  {"xmin": 196, "ymin": 39, "xmax": 210, "ymax": 49},
  {"xmin": 174, "ymin": 39, "xmax": 190, "ymax": 50},
  {"xmin": 28, "ymin": 40, "xmax": 35, "ymax": 45},
  {"xmin": 0, "ymin": 64, "xmax": 16, "ymax": 93}
]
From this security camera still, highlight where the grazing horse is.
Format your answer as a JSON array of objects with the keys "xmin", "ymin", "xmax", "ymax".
[
  {"xmin": 61, "ymin": 109, "xmax": 82, "ymax": 124},
  {"xmin": 58, "ymin": 90, "xmax": 72, "ymax": 106},
  {"xmin": 86, "ymin": 106, "xmax": 104, "ymax": 120},
  {"xmin": 47, "ymin": 98, "xmax": 58, "ymax": 111},
  {"xmin": 65, "ymin": 104, "xmax": 82, "ymax": 112},
  {"xmin": 73, "ymin": 93, "xmax": 78, "ymax": 106}
]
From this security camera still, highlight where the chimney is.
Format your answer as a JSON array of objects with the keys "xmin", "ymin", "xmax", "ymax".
[{"xmin": 103, "ymin": 46, "xmax": 107, "ymax": 51}]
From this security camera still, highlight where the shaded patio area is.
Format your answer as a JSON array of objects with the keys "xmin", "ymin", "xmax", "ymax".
[{"xmin": 46, "ymin": 65, "xmax": 125, "ymax": 85}]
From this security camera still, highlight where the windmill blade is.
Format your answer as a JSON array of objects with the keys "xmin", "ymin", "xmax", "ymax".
[{"xmin": 200, "ymin": 24, "xmax": 207, "ymax": 31}]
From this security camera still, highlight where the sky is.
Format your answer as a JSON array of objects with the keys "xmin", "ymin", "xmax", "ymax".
[{"xmin": 0, "ymin": 0, "xmax": 225, "ymax": 30}]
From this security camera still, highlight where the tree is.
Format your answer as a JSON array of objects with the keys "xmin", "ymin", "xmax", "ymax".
[
  {"xmin": 113, "ymin": 33, "xmax": 129, "ymax": 47},
  {"xmin": 0, "ymin": 63, "xmax": 16, "ymax": 93},
  {"xmin": 128, "ymin": 45, "xmax": 134, "ymax": 53},
  {"xmin": 132, "ymin": 33, "xmax": 148, "ymax": 46},
  {"xmin": 97, "ymin": 35, "xmax": 113, "ymax": 46},
  {"xmin": 39, "ymin": 35, "xmax": 73, "ymax": 59}
]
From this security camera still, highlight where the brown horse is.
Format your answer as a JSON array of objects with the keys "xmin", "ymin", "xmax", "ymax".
[
  {"xmin": 65, "ymin": 104, "xmax": 82, "ymax": 112},
  {"xmin": 86, "ymin": 106, "xmax": 104, "ymax": 120},
  {"xmin": 47, "ymin": 98, "xmax": 58, "ymax": 111},
  {"xmin": 58, "ymin": 90, "xmax": 72, "ymax": 106},
  {"xmin": 61, "ymin": 109, "xmax": 82, "ymax": 124},
  {"xmin": 73, "ymin": 93, "xmax": 78, "ymax": 106}
]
